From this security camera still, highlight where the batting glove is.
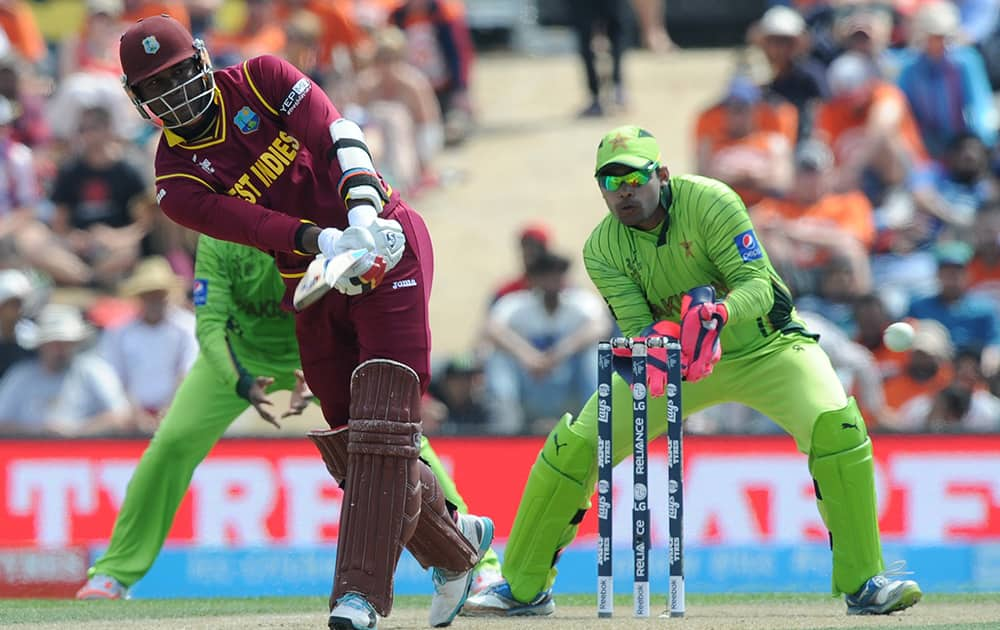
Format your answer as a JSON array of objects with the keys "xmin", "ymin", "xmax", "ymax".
[{"xmin": 321, "ymin": 218, "xmax": 406, "ymax": 295}]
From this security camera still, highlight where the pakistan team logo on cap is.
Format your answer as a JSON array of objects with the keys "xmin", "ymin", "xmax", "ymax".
[
  {"xmin": 142, "ymin": 36, "xmax": 160, "ymax": 54},
  {"xmin": 233, "ymin": 106, "xmax": 260, "ymax": 134}
]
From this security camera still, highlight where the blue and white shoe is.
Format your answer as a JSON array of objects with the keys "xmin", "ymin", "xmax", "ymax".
[
  {"xmin": 329, "ymin": 592, "xmax": 378, "ymax": 629},
  {"xmin": 461, "ymin": 580, "xmax": 555, "ymax": 617},
  {"xmin": 427, "ymin": 513, "xmax": 495, "ymax": 627},
  {"xmin": 845, "ymin": 561, "xmax": 922, "ymax": 615}
]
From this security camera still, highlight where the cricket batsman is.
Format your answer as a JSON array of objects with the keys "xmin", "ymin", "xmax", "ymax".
[
  {"xmin": 115, "ymin": 16, "xmax": 492, "ymax": 629},
  {"xmin": 76, "ymin": 235, "xmax": 501, "ymax": 602},
  {"xmin": 465, "ymin": 125, "xmax": 922, "ymax": 617}
]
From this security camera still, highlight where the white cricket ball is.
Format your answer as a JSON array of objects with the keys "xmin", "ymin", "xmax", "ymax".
[{"xmin": 883, "ymin": 321, "xmax": 915, "ymax": 352}]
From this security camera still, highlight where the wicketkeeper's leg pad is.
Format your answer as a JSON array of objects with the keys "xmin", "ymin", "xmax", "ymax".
[
  {"xmin": 808, "ymin": 397, "xmax": 884, "ymax": 596},
  {"xmin": 332, "ymin": 359, "xmax": 423, "ymax": 616},
  {"xmin": 503, "ymin": 413, "xmax": 595, "ymax": 602}
]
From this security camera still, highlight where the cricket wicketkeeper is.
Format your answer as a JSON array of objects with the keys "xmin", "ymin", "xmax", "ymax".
[{"xmin": 464, "ymin": 125, "xmax": 922, "ymax": 618}]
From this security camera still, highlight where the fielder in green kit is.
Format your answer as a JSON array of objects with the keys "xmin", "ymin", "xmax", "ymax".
[
  {"xmin": 465, "ymin": 125, "xmax": 921, "ymax": 617},
  {"xmin": 77, "ymin": 234, "xmax": 500, "ymax": 599}
]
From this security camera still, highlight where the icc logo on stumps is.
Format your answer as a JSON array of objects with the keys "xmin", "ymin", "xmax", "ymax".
[
  {"xmin": 142, "ymin": 36, "xmax": 160, "ymax": 54},
  {"xmin": 634, "ymin": 482, "xmax": 647, "ymax": 501}
]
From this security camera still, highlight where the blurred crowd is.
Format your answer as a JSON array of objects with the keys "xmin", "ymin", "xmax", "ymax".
[
  {"xmin": 0, "ymin": 0, "xmax": 478, "ymax": 437},
  {"xmin": 688, "ymin": 0, "xmax": 1000, "ymax": 434},
  {"xmin": 0, "ymin": 0, "xmax": 995, "ymax": 439}
]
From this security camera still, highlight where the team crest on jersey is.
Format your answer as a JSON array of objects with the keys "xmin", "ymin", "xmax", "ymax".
[
  {"xmin": 142, "ymin": 36, "xmax": 160, "ymax": 54},
  {"xmin": 193, "ymin": 278, "xmax": 208, "ymax": 306},
  {"xmin": 734, "ymin": 229, "xmax": 763, "ymax": 263},
  {"xmin": 233, "ymin": 106, "xmax": 260, "ymax": 134}
]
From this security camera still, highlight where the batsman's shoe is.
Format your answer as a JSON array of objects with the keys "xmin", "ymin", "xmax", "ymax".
[
  {"xmin": 75, "ymin": 574, "xmax": 127, "ymax": 600},
  {"xmin": 329, "ymin": 592, "xmax": 378, "ymax": 630},
  {"xmin": 461, "ymin": 580, "xmax": 555, "ymax": 617},
  {"xmin": 428, "ymin": 513, "xmax": 495, "ymax": 627},
  {"xmin": 845, "ymin": 562, "xmax": 922, "ymax": 615}
]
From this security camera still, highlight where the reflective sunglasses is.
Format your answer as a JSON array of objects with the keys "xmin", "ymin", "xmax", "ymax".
[{"xmin": 597, "ymin": 162, "xmax": 658, "ymax": 192}]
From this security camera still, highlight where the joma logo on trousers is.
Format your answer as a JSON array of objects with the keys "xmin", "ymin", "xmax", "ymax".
[{"xmin": 392, "ymin": 279, "xmax": 417, "ymax": 290}]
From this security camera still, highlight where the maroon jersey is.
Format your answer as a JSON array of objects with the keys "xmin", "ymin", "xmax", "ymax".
[{"xmin": 152, "ymin": 54, "xmax": 390, "ymax": 279}]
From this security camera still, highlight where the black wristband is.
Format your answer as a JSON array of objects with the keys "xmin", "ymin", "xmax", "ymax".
[
  {"xmin": 295, "ymin": 223, "xmax": 313, "ymax": 254},
  {"xmin": 235, "ymin": 371, "xmax": 255, "ymax": 401}
]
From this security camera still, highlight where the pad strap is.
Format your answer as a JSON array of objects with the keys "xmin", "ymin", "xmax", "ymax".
[{"xmin": 407, "ymin": 464, "xmax": 479, "ymax": 572}]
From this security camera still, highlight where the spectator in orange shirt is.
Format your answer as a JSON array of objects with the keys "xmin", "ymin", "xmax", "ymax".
[
  {"xmin": 815, "ymin": 51, "xmax": 929, "ymax": 201},
  {"xmin": 881, "ymin": 318, "xmax": 955, "ymax": 430},
  {"xmin": 277, "ymin": 0, "xmax": 366, "ymax": 73},
  {"xmin": 695, "ymin": 75, "xmax": 795, "ymax": 206},
  {"xmin": 206, "ymin": 0, "xmax": 285, "ymax": 67},
  {"xmin": 854, "ymin": 293, "xmax": 907, "ymax": 379},
  {"xmin": 389, "ymin": 0, "xmax": 475, "ymax": 142},
  {"xmin": 59, "ymin": 0, "xmax": 125, "ymax": 78},
  {"xmin": 121, "ymin": 0, "xmax": 190, "ymax": 29},
  {"xmin": 0, "ymin": 0, "xmax": 45, "ymax": 65},
  {"xmin": 753, "ymin": 139, "xmax": 875, "ymax": 292}
]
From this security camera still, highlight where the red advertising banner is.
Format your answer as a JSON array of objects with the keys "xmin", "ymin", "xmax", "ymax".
[
  {"xmin": 0, "ymin": 546, "xmax": 89, "ymax": 597},
  {"xmin": 2, "ymin": 435, "xmax": 999, "ymax": 547}
]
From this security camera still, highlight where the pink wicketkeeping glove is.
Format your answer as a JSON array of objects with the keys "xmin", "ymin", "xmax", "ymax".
[
  {"xmin": 679, "ymin": 286, "xmax": 728, "ymax": 383},
  {"xmin": 610, "ymin": 320, "xmax": 680, "ymax": 397}
]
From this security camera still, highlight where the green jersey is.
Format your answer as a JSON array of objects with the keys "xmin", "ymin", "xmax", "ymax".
[
  {"xmin": 193, "ymin": 235, "xmax": 299, "ymax": 390},
  {"xmin": 582, "ymin": 174, "xmax": 804, "ymax": 359}
]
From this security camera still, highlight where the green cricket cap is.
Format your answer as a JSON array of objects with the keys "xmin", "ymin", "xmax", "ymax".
[{"xmin": 594, "ymin": 125, "xmax": 662, "ymax": 175}]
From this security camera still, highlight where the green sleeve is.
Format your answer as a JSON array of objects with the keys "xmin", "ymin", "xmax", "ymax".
[
  {"xmin": 698, "ymin": 188, "xmax": 775, "ymax": 325},
  {"xmin": 193, "ymin": 235, "xmax": 253, "ymax": 393},
  {"xmin": 582, "ymin": 221, "xmax": 653, "ymax": 338}
]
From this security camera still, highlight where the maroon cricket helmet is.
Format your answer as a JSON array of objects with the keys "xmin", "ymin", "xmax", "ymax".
[
  {"xmin": 118, "ymin": 14, "xmax": 215, "ymax": 129},
  {"xmin": 119, "ymin": 14, "xmax": 199, "ymax": 87}
]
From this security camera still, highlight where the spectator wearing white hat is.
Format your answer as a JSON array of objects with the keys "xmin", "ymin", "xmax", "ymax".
[
  {"xmin": 897, "ymin": 1, "xmax": 998, "ymax": 160},
  {"xmin": 0, "ymin": 268, "xmax": 35, "ymax": 377},
  {"xmin": 750, "ymin": 5, "xmax": 829, "ymax": 139},
  {"xmin": 0, "ymin": 304, "xmax": 129, "ymax": 436},
  {"xmin": 100, "ymin": 256, "xmax": 196, "ymax": 432}
]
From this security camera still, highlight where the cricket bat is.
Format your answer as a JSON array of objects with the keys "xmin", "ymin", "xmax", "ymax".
[{"xmin": 292, "ymin": 248, "xmax": 369, "ymax": 310}]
